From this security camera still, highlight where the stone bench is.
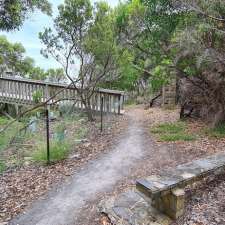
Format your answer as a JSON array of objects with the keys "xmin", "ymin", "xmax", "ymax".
[{"xmin": 136, "ymin": 152, "xmax": 225, "ymax": 220}]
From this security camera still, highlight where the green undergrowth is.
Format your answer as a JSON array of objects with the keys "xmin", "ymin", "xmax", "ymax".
[
  {"xmin": 32, "ymin": 140, "xmax": 72, "ymax": 163},
  {"xmin": 151, "ymin": 121, "xmax": 197, "ymax": 142},
  {"xmin": 75, "ymin": 126, "xmax": 88, "ymax": 140},
  {"xmin": 0, "ymin": 117, "xmax": 9, "ymax": 125},
  {"xmin": 0, "ymin": 112, "xmax": 89, "ymax": 166},
  {"xmin": 204, "ymin": 123, "xmax": 225, "ymax": 139},
  {"xmin": 0, "ymin": 161, "xmax": 6, "ymax": 173},
  {"xmin": 31, "ymin": 114, "xmax": 88, "ymax": 164},
  {"xmin": 0, "ymin": 117, "xmax": 24, "ymax": 152},
  {"xmin": 124, "ymin": 99, "xmax": 136, "ymax": 106}
]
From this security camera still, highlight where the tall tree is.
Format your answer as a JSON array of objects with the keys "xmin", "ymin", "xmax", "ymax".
[
  {"xmin": 0, "ymin": 35, "xmax": 32, "ymax": 76},
  {"xmin": 46, "ymin": 68, "xmax": 66, "ymax": 83},
  {"xmin": 40, "ymin": 0, "xmax": 119, "ymax": 121},
  {"xmin": 0, "ymin": 0, "xmax": 52, "ymax": 31},
  {"xmin": 114, "ymin": 0, "xmax": 183, "ymax": 94},
  {"xmin": 169, "ymin": 0, "xmax": 225, "ymax": 125}
]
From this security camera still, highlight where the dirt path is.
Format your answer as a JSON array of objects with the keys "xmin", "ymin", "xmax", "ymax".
[{"xmin": 10, "ymin": 107, "xmax": 151, "ymax": 225}]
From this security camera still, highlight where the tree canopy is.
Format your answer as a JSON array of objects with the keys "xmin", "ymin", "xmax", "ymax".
[
  {"xmin": 39, "ymin": 0, "xmax": 122, "ymax": 120},
  {"xmin": 0, "ymin": 35, "xmax": 65, "ymax": 82},
  {"xmin": 2, "ymin": 0, "xmax": 225, "ymax": 124},
  {"xmin": 0, "ymin": 0, "xmax": 52, "ymax": 31}
]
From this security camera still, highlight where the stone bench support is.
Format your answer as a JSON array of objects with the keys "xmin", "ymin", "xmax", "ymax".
[
  {"xmin": 152, "ymin": 188, "xmax": 185, "ymax": 220},
  {"xmin": 136, "ymin": 152, "xmax": 225, "ymax": 221}
]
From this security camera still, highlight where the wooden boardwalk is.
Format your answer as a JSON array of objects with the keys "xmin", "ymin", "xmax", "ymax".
[{"xmin": 0, "ymin": 77, "xmax": 125, "ymax": 114}]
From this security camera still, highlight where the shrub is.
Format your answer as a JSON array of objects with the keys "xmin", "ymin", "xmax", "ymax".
[{"xmin": 32, "ymin": 90, "xmax": 43, "ymax": 103}]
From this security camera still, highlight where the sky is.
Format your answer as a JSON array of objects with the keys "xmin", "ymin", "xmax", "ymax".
[{"xmin": 0, "ymin": 0, "xmax": 119, "ymax": 70}]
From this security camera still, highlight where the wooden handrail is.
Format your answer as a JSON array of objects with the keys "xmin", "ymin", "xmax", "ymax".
[
  {"xmin": 0, "ymin": 76, "xmax": 125, "ymax": 114},
  {"xmin": 0, "ymin": 76, "xmax": 125, "ymax": 96}
]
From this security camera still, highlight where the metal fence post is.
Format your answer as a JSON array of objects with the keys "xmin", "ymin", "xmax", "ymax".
[
  {"xmin": 46, "ymin": 107, "xmax": 50, "ymax": 164},
  {"xmin": 100, "ymin": 96, "xmax": 104, "ymax": 132},
  {"xmin": 118, "ymin": 95, "xmax": 121, "ymax": 115}
]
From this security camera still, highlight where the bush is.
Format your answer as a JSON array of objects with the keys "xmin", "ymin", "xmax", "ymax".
[
  {"xmin": 32, "ymin": 140, "xmax": 72, "ymax": 163},
  {"xmin": 32, "ymin": 90, "xmax": 43, "ymax": 103}
]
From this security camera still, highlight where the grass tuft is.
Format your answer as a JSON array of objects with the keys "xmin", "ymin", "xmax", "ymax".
[
  {"xmin": 160, "ymin": 133, "xmax": 196, "ymax": 142},
  {"xmin": 151, "ymin": 122, "xmax": 185, "ymax": 134},
  {"xmin": 0, "ymin": 117, "xmax": 9, "ymax": 125},
  {"xmin": 151, "ymin": 121, "xmax": 196, "ymax": 142},
  {"xmin": 0, "ymin": 161, "xmax": 6, "ymax": 173},
  {"xmin": 204, "ymin": 123, "xmax": 225, "ymax": 139},
  {"xmin": 0, "ymin": 119, "xmax": 23, "ymax": 151},
  {"xmin": 32, "ymin": 141, "xmax": 72, "ymax": 163},
  {"xmin": 75, "ymin": 127, "xmax": 88, "ymax": 140}
]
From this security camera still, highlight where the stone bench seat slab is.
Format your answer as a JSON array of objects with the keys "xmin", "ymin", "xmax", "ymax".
[
  {"xmin": 137, "ymin": 152, "xmax": 225, "ymax": 198},
  {"xmin": 137, "ymin": 175, "xmax": 184, "ymax": 198}
]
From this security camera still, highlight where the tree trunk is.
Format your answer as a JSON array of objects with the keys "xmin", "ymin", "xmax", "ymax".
[
  {"xmin": 84, "ymin": 98, "xmax": 94, "ymax": 122},
  {"xmin": 180, "ymin": 104, "xmax": 185, "ymax": 119},
  {"xmin": 212, "ymin": 104, "xmax": 225, "ymax": 128},
  {"xmin": 149, "ymin": 92, "xmax": 161, "ymax": 108}
]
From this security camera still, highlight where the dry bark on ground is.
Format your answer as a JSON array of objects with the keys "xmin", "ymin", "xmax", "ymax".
[
  {"xmin": 81, "ymin": 106, "xmax": 225, "ymax": 225},
  {"xmin": 2, "ymin": 106, "xmax": 225, "ymax": 225},
  {"xmin": 0, "ymin": 114, "xmax": 128, "ymax": 223}
]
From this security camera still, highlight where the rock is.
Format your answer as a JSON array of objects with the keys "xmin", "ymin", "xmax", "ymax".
[
  {"xmin": 83, "ymin": 143, "xmax": 91, "ymax": 148},
  {"xmin": 69, "ymin": 153, "xmax": 81, "ymax": 160}
]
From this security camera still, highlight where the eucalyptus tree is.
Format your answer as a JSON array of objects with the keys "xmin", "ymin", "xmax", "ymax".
[
  {"xmin": 0, "ymin": 35, "xmax": 35, "ymax": 76},
  {"xmin": 169, "ymin": 0, "xmax": 225, "ymax": 125},
  {"xmin": 137, "ymin": 0, "xmax": 225, "ymax": 125},
  {"xmin": 40, "ymin": 0, "xmax": 119, "ymax": 121},
  {"xmin": 45, "ymin": 68, "xmax": 66, "ymax": 83},
  {"xmin": 0, "ymin": 0, "xmax": 52, "ymax": 31},
  {"xmin": 114, "ymin": 0, "xmax": 183, "ymax": 95}
]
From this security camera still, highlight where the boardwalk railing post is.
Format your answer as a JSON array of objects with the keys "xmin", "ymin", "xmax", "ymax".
[
  {"xmin": 46, "ymin": 107, "xmax": 50, "ymax": 164},
  {"xmin": 100, "ymin": 96, "xmax": 104, "ymax": 132}
]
